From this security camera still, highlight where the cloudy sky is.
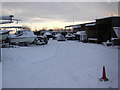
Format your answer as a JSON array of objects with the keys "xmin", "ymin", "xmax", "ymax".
[{"xmin": 1, "ymin": 2, "xmax": 119, "ymax": 30}]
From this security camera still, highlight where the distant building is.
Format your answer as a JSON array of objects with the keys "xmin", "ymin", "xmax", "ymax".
[
  {"xmin": 65, "ymin": 25, "xmax": 81, "ymax": 32},
  {"xmin": 65, "ymin": 16, "xmax": 120, "ymax": 43}
]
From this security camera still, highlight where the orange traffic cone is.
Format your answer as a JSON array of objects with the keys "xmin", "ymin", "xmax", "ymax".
[{"xmin": 100, "ymin": 66, "xmax": 109, "ymax": 81}]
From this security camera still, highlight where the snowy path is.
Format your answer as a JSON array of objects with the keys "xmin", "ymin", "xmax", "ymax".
[{"xmin": 2, "ymin": 40, "xmax": 118, "ymax": 88}]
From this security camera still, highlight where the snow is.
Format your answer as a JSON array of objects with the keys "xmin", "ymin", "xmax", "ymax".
[
  {"xmin": 56, "ymin": 35, "xmax": 66, "ymax": 41},
  {"xmin": 75, "ymin": 31, "xmax": 86, "ymax": 35},
  {"xmin": 0, "ymin": 62, "xmax": 2, "ymax": 89},
  {"xmin": 44, "ymin": 32, "xmax": 52, "ymax": 36},
  {"xmin": 65, "ymin": 33, "xmax": 75, "ymax": 38},
  {"xmin": 88, "ymin": 38, "xmax": 97, "ymax": 40},
  {"xmin": 0, "ymin": 31, "xmax": 3, "ymax": 34},
  {"xmin": 2, "ymin": 40, "xmax": 118, "ymax": 88},
  {"xmin": 85, "ymin": 23, "xmax": 96, "ymax": 26},
  {"xmin": 72, "ymin": 25, "xmax": 81, "ymax": 28},
  {"xmin": 55, "ymin": 34, "xmax": 61, "ymax": 38},
  {"xmin": 0, "ymin": 30, "xmax": 9, "ymax": 34},
  {"xmin": 9, "ymin": 30, "xmax": 36, "ymax": 43},
  {"xmin": 65, "ymin": 25, "xmax": 80, "ymax": 29},
  {"xmin": 10, "ymin": 29, "xmax": 36, "ymax": 38}
]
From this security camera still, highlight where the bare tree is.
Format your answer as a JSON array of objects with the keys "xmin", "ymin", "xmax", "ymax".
[
  {"xmin": 22, "ymin": 25, "xmax": 32, "ymax": 30},
  {"xmin": 41, "ymin": 26, "xmax": 48, "ymax": 31}
]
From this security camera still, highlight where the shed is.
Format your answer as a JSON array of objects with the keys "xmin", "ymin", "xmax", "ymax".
[
  {"xmin": 75, "ymin": 31, "xmax": 87, "ymax": 42},
  {"xmin": 96, "ymin": 16, "xmax": 120, "ymax": 43},
  {"xmin": 85, "ymin": 22, "xmax": 97, "ymax": 38}
]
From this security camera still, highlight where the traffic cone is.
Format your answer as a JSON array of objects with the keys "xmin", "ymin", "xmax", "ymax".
[{"xmin": 100, "ymin": 66, "xmax": 109, "ymax": 81}]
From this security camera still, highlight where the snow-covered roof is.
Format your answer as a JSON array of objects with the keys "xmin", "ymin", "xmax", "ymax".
[
  {"xmin": 55, "ymin": 34, "xmax": 61, "ymax": 37},
  {"xmin": 72, "ymin": 25, "xmax": 81, "ymax": 28},
  {"xmin": 85, "ymin": 23, "xmax": 96, "ymax": 26},
  {"xmin": 65, "ymin": 25, "xmax": 81, "ymax": 28},
  {"xmin": 44, "ymin": 32, "xmax": 52, "ymax": 35},
  {"xmin": 75, "ymin": 31, "xmax": 86, "ymax": 35},
  {"xmin": 65, "ymin": 33, "xmax": 75, "ymax": 38},
  {"xmin": 10, "ymin": 29, "xmax": 36, "ymax": 38},
  {"xmin": 113, "ymin": 27, "xmax": 120, "ymax": 29},
  {"xmin": 96, "ymin": 16, "xmax": 120, "ymax": 20},
  {"xmin": 57, "ymin": 34, "xmax": 66, "ymax": 41}
]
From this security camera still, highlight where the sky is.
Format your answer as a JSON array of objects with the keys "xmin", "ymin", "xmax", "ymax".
[{"xmin": 1, "ymin": 2, "xmax": 119, "ymax": 30}]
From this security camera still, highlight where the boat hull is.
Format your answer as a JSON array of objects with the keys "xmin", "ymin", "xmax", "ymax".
[
  {"xmin": 0, "ymin": 31, "xmax": 9, "ymax": 41},
  {"xmin": 10, "ymin": 37, "xmax": 36, "ymax": 44}
]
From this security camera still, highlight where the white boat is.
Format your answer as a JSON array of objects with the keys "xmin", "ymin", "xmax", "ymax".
[
  {"xmin": 0, "ymin": 30, "xmax": 9, "ymax": 41},
  {"xmin": 65, "ymin": 33, "xmax": 75, "ymax": 40},
  {"xmin": 0, "ymin": 15, "xmax": 21, "ymax": 47},
  {"xmin": 56, "ymin": 34, "xmax": 66, "ymax": 41},
  {"xmin": 10, "ymin": 29, "xmax": 36, "ymax": 45},
  {"xmin": 44, "ymin": 32, "xmax": 53, "ymax": 39},
  {"xmin": 55, "ymin": 33, "xmax": 61, "ymax": 38}
]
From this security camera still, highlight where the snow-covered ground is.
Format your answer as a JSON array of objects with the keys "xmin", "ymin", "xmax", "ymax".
[
  {"xmin": 2, "ymin": 40, "xmax": 118, "ymax": 88},
  {"xmin": 0, "ymin": 62, "xmax": 2, "ymax": 89}
]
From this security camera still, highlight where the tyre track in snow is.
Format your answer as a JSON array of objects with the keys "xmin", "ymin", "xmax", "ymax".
[
  {"xmin": 31, "ymin": 41, "xmax": 61, "ymax": 64},
  {"xmin": 13, "ymin": 41, "xmax": 65, "ymax": 77}
]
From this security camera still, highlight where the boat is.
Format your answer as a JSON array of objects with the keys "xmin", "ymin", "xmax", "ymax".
[
  {"xmin": 0, "ymin": 30, "xmax": 10, "ymax": 47},
  {"xmin": 65, "ymin": 33, "xmax": 75, "ymax": 40},
  {"xmin": 0, "ymin": 15, "xmax": 16, "ymax": 46},
  {"xmin": 56, "ymin": 34, "xmax": 66, "ymax": 41},
  {"xmin": 0, "ymin": 30, "xmax": 10, "ymax": 41},
  {"xmin": 33, "ymin": 35, "xmax": 48, "ymax": 45},
  {"xmin": 9, "ymin": 29, "xmax": 36, "ymax": 45},
  {"xmin": 44, "ymin": 32, "xmax": 53, "ymax": 40}
]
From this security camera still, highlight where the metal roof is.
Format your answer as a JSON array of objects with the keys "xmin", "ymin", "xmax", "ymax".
[{"xmin": 65, "ymin": 25, "xmax": 81, "ymax": 28}]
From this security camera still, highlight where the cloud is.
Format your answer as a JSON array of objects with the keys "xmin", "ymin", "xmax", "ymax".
[{"xmin": 2, "ymin": 2, "xmax": 118, "ymax": 28}]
